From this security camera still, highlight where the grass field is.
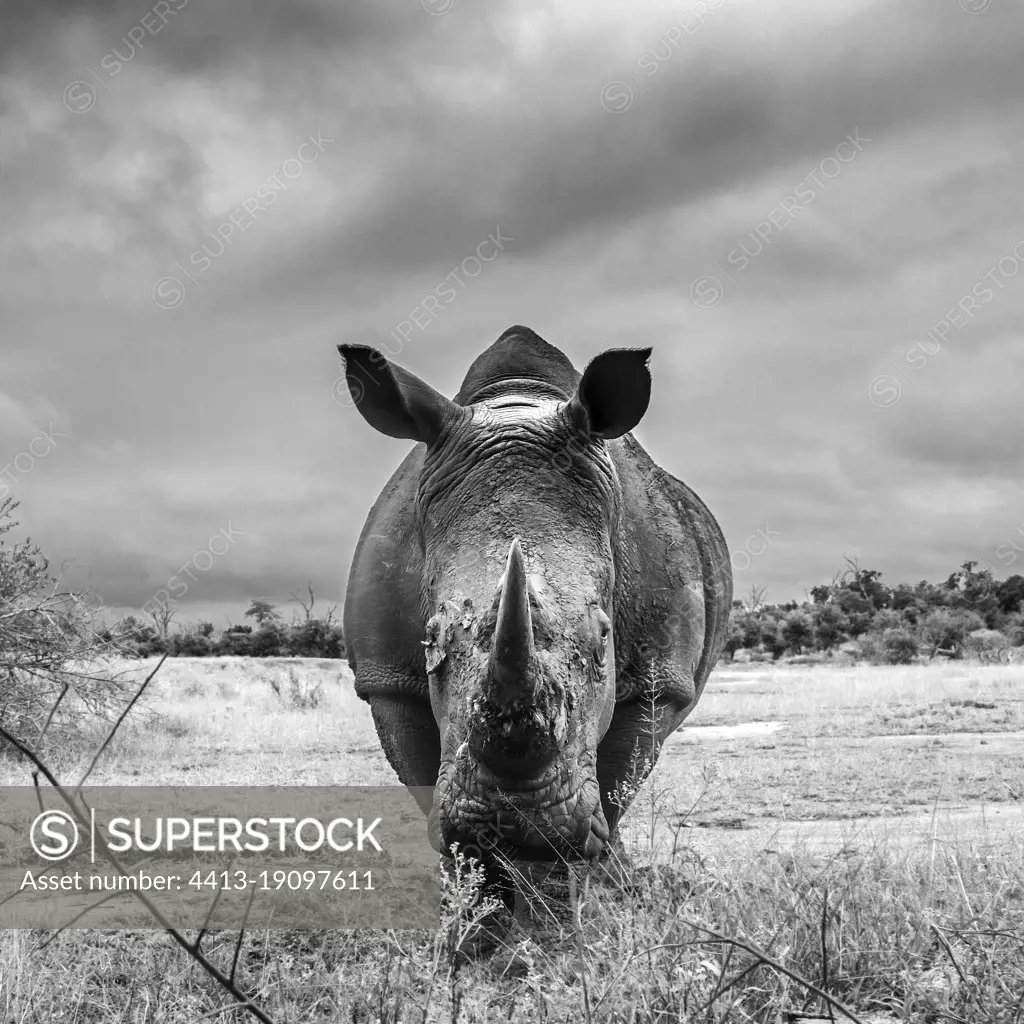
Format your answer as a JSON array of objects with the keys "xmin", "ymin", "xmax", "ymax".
[{"xmin": 0, "ymin": 657, "xmax": 1021, "ymax": 1022}]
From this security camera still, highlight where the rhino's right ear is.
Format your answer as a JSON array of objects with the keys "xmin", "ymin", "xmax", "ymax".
[{"xmin": 337, "ymin": 345, "xmax": 461, "ymax": 445}]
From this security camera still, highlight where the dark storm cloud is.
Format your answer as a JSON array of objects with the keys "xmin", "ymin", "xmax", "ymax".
[
  {"xmin": 264, "ymin": 0, "xmax": 1024, "ymax": 288},
  {"xmin": 0, "ymin": 0, "xmax": 407, "ymax": 66},
  {"xmin": 1, "ymin": 0, "xmax": 1022, "ymax": 621}
]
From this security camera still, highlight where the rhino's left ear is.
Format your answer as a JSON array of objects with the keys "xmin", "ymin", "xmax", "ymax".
[
  {"xmin": 566, "ymin": 347, "xmax": 652, "ymax": 440},
  {"xmin": 338, "ymin": 344, "xmax": 462, "ymax": 445}
]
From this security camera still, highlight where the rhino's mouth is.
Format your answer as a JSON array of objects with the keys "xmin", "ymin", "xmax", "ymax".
[{"xmin": 433, "ymin": 751, "xmax": 610, "ymax": 862}]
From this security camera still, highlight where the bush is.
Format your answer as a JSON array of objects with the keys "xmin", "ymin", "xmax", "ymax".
[
  {"xmin": 757, "ymin": 619, "xmax": 788, "ymax": 660},
  {"xmin": 995, "ymin": 574, "xmax": 1024, "ymax": 615},
  {"xmin": 810, "ymin": 604, "xmax": 849, "ymax": 650},
  {"xmin": 169, "ymin": 630, "xmax": 211, "ymax": 657},
  {"xmin": 250, "ymin": 625, "xmax": 284, "ymax": 657},
  {"xmin": 870, "ymin": 609, "xmax": 904, "ymax": 633},
  {"xmin": 269, "ymin": 667, "xmax": 324, "ymax": 709},
  {"xmin": 0, "ymin": 499, "xmax": 133, "ymax": 745},
  {"xmin": 1001, "ymin": 613, "xmax": 1024, "ymax": 647},
  {"xmin": 781, "ymin": 611, "xmax": 815, "ymax": 654},
  {"xmin": 284, "ymin": 619, "xmax": 346, "ymax": 659},
  {"xmin": 879, "ymin": 628, "xmax": 918, "ymax": 665},
  {"xmin": 214, "ymin": 626, "xmax": 254, "ymax": 657},
  {"xmin": 919, "ymin": 607, "xmax": 985, "ymax": 656},
  {"xmin": 963, "ymin": 628, "xmax": 1009, "ymax": 658}
]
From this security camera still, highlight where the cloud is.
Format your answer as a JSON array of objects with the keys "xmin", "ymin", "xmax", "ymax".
[{"xmin": 1, "ymin": 0, "xmax": 1022, "ymax": 621}]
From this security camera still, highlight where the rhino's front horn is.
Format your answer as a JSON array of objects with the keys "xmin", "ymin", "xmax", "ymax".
[{"xmin": 490, "ymin": 538, "xmax": 534, "ymax": 692}]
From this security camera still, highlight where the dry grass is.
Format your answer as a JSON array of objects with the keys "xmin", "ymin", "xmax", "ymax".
[
  {"xmin": 694, "ymin": 662, "xmax": 1024, "ymax": 735},
  {"xmin": 0, "ymin": 657, "xmax": 1021, "ymax": 1022}
]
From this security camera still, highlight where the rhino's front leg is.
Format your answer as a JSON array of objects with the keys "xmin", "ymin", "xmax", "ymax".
[
  {"xmin": 595, "ymin": 694, "xmax": 692, "ymax": 835},
  {"xmin": 364, "ymin": 694, "xmax": 440, "ymax": 817}
]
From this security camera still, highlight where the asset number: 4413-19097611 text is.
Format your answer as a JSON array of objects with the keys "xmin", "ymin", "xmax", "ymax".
[{"xmin": 189, "ymin": 869, "xmax": 375, "ymax": 891}]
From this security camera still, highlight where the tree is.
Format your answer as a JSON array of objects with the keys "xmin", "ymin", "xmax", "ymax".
[
  {"xmin": 289, "ymin": 582, "xmax": 337, "ymax": 626},
  {"xmin": 781, "ymin": 611, "xmax": 814, "ymax": 654},
  {"xmin": 757, "ymin": 618, "xmax": 788, "ymax": 660},
  {"xmin": 835, "ymin": 590, "xmax": 873, "ymax": 638},
  {"xmin": 726, "ymin": 610, "xmax": 763, "ymax": 653},
  {"xmin": 870, "ymin": 609, "xmax": 904, "ymax": 633},
  {"xmin": 840, "ymin": 558, "xmax": 891, "ymax": 610},
  {"xmin": 995, "ymin": 575, "xmax": 1024, "ymax": 615},
  {"xmin": 146, "ymin": 594, "xmax": 177, "ymax": 638},
  {"xmin": 244, "ymin": 599, "xmax": 280, "ymax": 628},
  {"xmin": 943, "ymin": 562, "xmax": 1000, "ymax": 625},
  {"xmin": 919, "ymin": 608, "xmax": 984, "ymax": 656},
  {"xmin": 810, "ymin": 603, "xmax": 849, "ymax": 649}
]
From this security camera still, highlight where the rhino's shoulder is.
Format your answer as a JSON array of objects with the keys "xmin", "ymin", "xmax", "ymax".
[
  {"xmin": 609, "ymin": 433, "xmax": 732, "ymax": 696},
  {"xmin": 343, "ymin": 445, "xmax": 429, "ymax": 693}
]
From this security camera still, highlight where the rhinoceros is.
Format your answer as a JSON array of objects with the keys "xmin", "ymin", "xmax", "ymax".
[{"xmin": 338, "ymin": 326, "xmax": 731, "ymax": 868}]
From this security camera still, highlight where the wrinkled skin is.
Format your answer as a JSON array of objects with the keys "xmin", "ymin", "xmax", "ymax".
[{"xmin": 340, "ymin": 326, "xmax": 732, "ymax": 867}]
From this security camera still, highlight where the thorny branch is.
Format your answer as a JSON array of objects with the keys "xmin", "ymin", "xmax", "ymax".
[{"xmin": 0, "ymin": 659, "xmax": 277, "ymax": 1024}]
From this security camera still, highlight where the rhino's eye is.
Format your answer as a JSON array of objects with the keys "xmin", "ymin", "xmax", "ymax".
[{"xmin": 594, "ymin": 611, "xmax": 611, "ymax": 665}]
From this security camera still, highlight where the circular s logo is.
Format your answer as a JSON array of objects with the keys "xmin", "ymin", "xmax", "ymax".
[
  {"xmin": 868, "ymin": 374, "xmax": 901, "ymax": 408},
  {"xmin": 30, "ymin": 809, "xmax": 80, "ymax": 861}
]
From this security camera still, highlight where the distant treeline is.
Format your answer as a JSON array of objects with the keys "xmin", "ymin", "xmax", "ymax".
[
  {"xmin": 105, "ymin": 561, "xmax": 1024, "ymax": 666},
  {"xmin": 101, "ymin": 595, "xmax": 346, "ymax": 660},
  {"xmin": 727, "ymin": 560, "xmax": 1024, "ymax": 664}
]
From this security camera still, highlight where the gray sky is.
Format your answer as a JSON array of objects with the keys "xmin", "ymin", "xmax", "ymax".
[{"xmin": 1, "ymin": 0, "xmax": 1023, "ymax": 628}]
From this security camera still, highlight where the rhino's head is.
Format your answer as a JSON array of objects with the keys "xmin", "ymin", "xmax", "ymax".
[{"xmin": 339, "ymin": 340, "xmax": 653, "ymax": 861}]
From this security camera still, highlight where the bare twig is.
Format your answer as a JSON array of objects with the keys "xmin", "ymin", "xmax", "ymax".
[
  {"xmin": 37, "ymin": 681, "xmax": 69, "ymax": 743},
  {"xmin": 230, "ymin": 885, "xmax": 259, "ymax": 984},
  {"xmin": 568, "ymin": 867, "xmax": 593, "ymax": 1024},
  {"xmin": 821, "ymin": 885, "xmax": 835, "ymax": 1023},
  {"xmin": 0, "ymin": 715, "xmax": 277, "ymax": 1023},
  {"xmin": 618, "ymin": 923, "xmax": 866, "ymax": 1024},
  {"xmin": 75, "ymin": 655, "xmax": 166, "ymax": 791}
]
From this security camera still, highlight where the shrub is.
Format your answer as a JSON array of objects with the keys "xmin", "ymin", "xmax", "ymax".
[
  {"xmin": 757, "ymin": 619, "xmax": 788, "ymax": 660},
  {"xmin": 284, "ymin": 619, "xmax": 346, "ymax": 659},
  {"xmin": 919, "ymin": 607, "xmax": 985, "ymax": 655},
  {"xmin": 810, "ymin": 603, "xmax": 849, "ymax": 650},
  {"xmin": 1001, "ymin": 613, "xmax": 1024, "ymax": 647},
  {"xmin": 214, "ymin": 626, "xmax": 254, "ymax": 657},
  {"xmin": 169, "ymin": 630, "xmax": 211, "ymax": 657},
  {"xmin": 269, "ymin": 667, "xmax": 323, "ymax": 709},
  {"xmin": 995, "ymin": 575, "xmax": 1024, "ymax": 615},
  {"xmin": 250, "ymin": 625, "xmax": 284, "ymax": 657},
  {"xmin": 879, "ymin": 628, "xmax": 918, "ymax": 665},
  {"xmin": 963, "ymin": 628, "xmax": 1009, "ymax": 658},
  {"xmin": 781, "ymin": 611, "xmax": 815, "ymax": 654},
  {"xmin": 0, "ymin": 498, "xmax": 133, "ymax": 746},
  {"xmin": 870, "ymin": 609, "xmax": 904, "ymax": 633}
]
